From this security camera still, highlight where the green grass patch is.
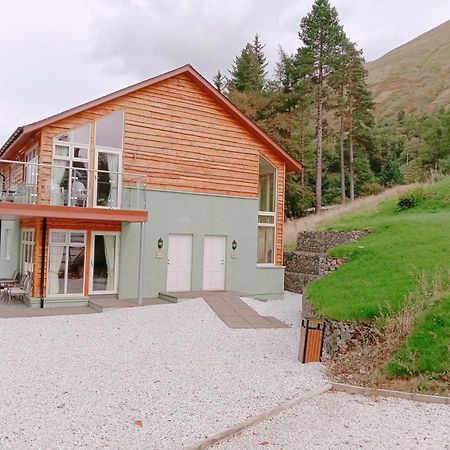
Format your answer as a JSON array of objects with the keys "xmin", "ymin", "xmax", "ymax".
[
  {"xmin": 305, "ymin": 176, "xmax": 450, "ymax": 321},
  {"xmin": 386, "ymin": 294, "xmax": 450, "ymax": 375}
]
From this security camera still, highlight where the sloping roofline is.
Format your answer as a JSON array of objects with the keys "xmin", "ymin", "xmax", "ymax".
[{"xmin": 0, "ymin": 64, "xmax": 302, "ymax": 172}]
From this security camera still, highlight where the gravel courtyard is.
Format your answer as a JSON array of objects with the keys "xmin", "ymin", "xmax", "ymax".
[
  {"xmin": 217, "ymin": 391, "xmax": 450, "ymax": 449},
  {"xmin": 0, "ymin": 293, "xmax": 328, "ymax": 449}
]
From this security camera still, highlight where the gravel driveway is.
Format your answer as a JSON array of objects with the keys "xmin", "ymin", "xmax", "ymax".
[
  {"xmin": 216, "ymin": 391, "xmax": 450, "ymax": 449},
  {"xmin": 0, "ymin": 293, "xmax": 328, "ymax": 449}
]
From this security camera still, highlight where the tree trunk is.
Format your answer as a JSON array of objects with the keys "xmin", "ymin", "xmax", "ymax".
[
  {"xmin": 300, "ymin": 120, "xmax": 305, "ymax": 186},
  {"xmin": 315, "ymin": 64, "xmax": 323, "ymax": 212},
  {"xmin": 349, "ymin": 80, "xmax": 355, "ymax": 201},
  {"xmin": 339, "ymin": 83, "xmax": 346, "ymax": 203}
]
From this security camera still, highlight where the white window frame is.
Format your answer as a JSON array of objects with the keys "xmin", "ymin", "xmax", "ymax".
[
  {"xmin": 47, "ymin": 230, "xmax": 86, "ymax": 296},
  {"xmin": 93, "ymin": 146, "xmax": 123, "ymax": 209},
  {"xmin": 89, "ymin": 231, "xmax": 121, "ymax": 295},
  {"xmin": 257, "ymin": 155, "xmax": 277, "ymax": 266},
  {"xmin": 24, "ymin": 146, "xmax": 39, "ymax": 185},
  {"xmin": 93, "ymin": 109, "xmax": 125, "ymax": 209},
  {"xmin": 52, "ymin": 126, "xmax": 91, "ymax": 207},
  {"xmin": 21, "ymin": 228, "xmax": 35, "ymax": 276}
]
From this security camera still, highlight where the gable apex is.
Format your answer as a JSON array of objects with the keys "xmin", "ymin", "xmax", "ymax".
[{"xmin": 1, "ymin": 64, "xmax": 301, "ymax": 172}]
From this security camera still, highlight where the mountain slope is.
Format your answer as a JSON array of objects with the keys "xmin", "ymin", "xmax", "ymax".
[{"xmin": 367, "ymin": 20, "xmax": 450, "ymax": 118}]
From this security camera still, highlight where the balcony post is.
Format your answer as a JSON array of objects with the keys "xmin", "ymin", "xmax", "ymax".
[{"xmin": 137, "ymin": 221, "xmax": 145, "ymax": 305}]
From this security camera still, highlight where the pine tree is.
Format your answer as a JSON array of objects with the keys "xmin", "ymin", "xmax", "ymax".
[
  {"xmin": 298, "ymin": 0, "xmax": 344, "ymax": 211},
  {"xmin": 212, "ymin": 70, "xmax": 227, "ymax": 93},
  {"xmin": 228, "ymin": 35, "xmax": 268, "ymax": 92}
]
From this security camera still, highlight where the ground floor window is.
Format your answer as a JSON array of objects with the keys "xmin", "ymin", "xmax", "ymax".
[
  {"xmin": 48, "ymin": 230, "xmax": 86, "ymax": 295},
  {"xmin": 21, "ymin": 229, "xmax": 35, "ymax": 275}
]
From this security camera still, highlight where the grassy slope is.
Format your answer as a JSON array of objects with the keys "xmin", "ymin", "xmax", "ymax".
[
  {"xmin": 387, "ymin": 295, "xmax": 450, "ymax": 375},
  {"xmin": 305, "ymin": 177, "xmax": 450, "ymax": 321}
]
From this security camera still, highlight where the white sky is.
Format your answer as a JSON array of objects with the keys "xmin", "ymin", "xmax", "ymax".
[{"xmin": 1, "ymin": 0, "xmax": 449, "ymax": 143}]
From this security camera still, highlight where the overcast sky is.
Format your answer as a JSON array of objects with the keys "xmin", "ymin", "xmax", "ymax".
[{"xmin": 1, "ymin": 0, "xmax": 449, "ymax": 143}]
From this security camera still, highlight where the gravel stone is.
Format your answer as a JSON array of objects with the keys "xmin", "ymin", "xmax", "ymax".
[
  {"xmin": 216, "ymin": 391, "xmax": 450, "ymax": 449},
  {"xmin": 0, "ymin": 293, "xmax": 327, "ymax": 449}
]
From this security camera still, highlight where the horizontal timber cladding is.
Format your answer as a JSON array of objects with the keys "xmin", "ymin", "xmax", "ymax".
[
  {"xmin": 21, "ymin": 218, "xmax": 120, "ymax": 298},
  {"xmin": 37, "ymin": 72, "xmax": 286, "ymax": 266}
]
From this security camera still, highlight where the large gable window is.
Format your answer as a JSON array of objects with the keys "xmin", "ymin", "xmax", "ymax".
[
  {"xmin": 51, "ymin": 123, "xmax": 90, "ymax": 207},
  {"xmin": 258, "ymin": 156, "xmax": 276, "ymax": 264}
]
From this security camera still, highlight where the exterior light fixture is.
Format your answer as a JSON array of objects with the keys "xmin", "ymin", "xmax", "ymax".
[
  {"xmin": 157, "ymin": 238, "xmax": 164, "ymax": 249},
  {"xmin": 232, "ymin": 240, "xmax": 237, "ymax": 250}
]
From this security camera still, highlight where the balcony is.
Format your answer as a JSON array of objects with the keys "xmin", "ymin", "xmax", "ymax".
[{"xmin": 0, "ymin": 160, "xmax": 148, "ymax": 223}]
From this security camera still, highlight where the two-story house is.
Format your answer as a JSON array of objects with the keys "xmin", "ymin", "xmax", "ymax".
[{"xmin": 0, "ymin": 65, "xmax": 301, "ymax": 307}]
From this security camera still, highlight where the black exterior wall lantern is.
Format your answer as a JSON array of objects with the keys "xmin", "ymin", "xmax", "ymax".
[
  {"xmin": 157, "ymin": 238, "xmax": 164, "ymax": 249},
  {"xmin": 232, "ymin": 240, "xmax": 238, "ymax": 251}
]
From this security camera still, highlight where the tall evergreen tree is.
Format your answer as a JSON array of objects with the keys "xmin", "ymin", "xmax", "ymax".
[
  {"xmin": 228, "ymin": 35, "xmax": 268, "ymax": 92},
  {"xmin": 298, "ymin": 0, "xmax": 344, "ymax": 211},
  {"xmin": 212, "ymin": 70, "xmax": 227, "ymax": 93}
]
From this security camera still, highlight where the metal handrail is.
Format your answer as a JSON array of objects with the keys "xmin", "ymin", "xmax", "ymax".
[{"xmin": 0, "ymin": 159, "xmax": 148, "ymax": 183}]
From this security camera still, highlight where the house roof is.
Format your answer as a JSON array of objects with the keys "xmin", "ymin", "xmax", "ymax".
[{"xmin": 0, "ymin": 64, "xmax": 302, "ymax": 172}]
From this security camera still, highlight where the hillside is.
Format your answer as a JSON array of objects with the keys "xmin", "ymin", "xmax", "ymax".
[{"xmin": 367, "ymin": 20, "xmax": 450, "ymax": 118}]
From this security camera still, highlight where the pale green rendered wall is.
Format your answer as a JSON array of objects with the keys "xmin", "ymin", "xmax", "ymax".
[
  {"xmin": 118, "ymin": 189, "xmax": 284, "ymax": 299},
  {"xmin": 0, "ymin": 220, "xmax": 20, "ymax": 278}
]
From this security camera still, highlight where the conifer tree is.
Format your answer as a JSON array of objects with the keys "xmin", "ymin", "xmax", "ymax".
[
  {"xmin": 212, "ymin": 70, "xmax": 227, "ymax": 93},
  {"xmin": 298, "ymin": 0, "xmax": 344, "ymax": 211},
  {"xmin": 228, "ymin": 35, "xmax": 268, "ymax": 92}
]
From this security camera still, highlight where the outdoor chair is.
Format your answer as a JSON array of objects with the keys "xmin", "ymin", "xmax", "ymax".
[{"xmin": 5, "ymin": 271, "xmax": 31, "ymax": 304}]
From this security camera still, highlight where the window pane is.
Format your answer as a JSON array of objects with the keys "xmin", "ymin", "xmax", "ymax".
[
  {"xmin": 55, "ymin": 145, "xmax": 70, "ymax": 157},
  {"xmin": 55, "ymin": 133, "xmax": 70, "ymax": 143},
  {"xmin": 66, "ymin": 246, "xmax": 85, "ymax": 294},
  {"xmin": 258, "ymin": 215, "xmax": 275, "ymax": 224},
  {"xmin": 257, "ymin": 226, "xmax": 274, "ymax": 264},
  {"xmin": 74, "ymin": 146, "xmax": 88, "ymax": 160},
  {"xmin": 71, "ymin": 167, "xmax": 88, "ymax": 207},
  {"xmin": 95, "ymin": 110, "xmax": 124, "ymax": 149},
  {"xmin": 96, "ymin": 152, "xmax": 120, "ymax": 207},
  {"xmin": 259, "ymin": 174, "xmax": 275, "ymax": 212},
  {"xmin": 51, "ymin": 161, "xmax": 70, "ymax": 206},
  {"xmin": 50, "ymin": 231, "xmax": 66, "ymax": 244},
  {"xmin": 72, "ymin": 124, "xmax": 91, "ymax": 145},
  {"xmin": 48, "ymin": 246, "xmax": 66, "ymax": 294},
  {"xmin": 70, "ymin": 232, "xmax": 85, "ymax": 244}
]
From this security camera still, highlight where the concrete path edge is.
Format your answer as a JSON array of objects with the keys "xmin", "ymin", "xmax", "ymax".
[
  {"xmin": 184, "ymin": 383, "xmax": 332, "ymax": 450},
  {"xmin": 332, "ymin": 382, "xmax": 450, "ymax": 405}
]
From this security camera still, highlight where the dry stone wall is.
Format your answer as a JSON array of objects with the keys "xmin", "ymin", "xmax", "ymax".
[{"xmin": 285, "ymin": 230, "xmax": 369, "ymax": 293}]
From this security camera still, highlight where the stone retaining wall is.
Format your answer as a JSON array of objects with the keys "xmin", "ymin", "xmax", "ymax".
[
  {"xmin": 302, "ymin": 295, "xmax": 376, "ymax": 360},
  {"xmin": 296, "ymin": 230, "xmax": 369, "ymax": 254},
  {"xmin": 285, "ymin": 230, "xmax": 369, "ymax": 293}
]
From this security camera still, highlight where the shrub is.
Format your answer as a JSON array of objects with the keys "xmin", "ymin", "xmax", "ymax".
[{"xmin": 397, "ymin": 194, "xmax": 417, "ymax": 211}]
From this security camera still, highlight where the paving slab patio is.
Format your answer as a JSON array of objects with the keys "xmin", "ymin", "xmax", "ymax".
[{"xmin": 160, "ymin": 290, "xmax": 290, "ymax": 329}]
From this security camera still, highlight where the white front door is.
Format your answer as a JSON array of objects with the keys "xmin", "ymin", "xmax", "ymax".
[
  {"xmin": 167, "ymin": 234, "xmax": 192, "ymax": 292},
  {"xmin": 203, "ymin": 236, "xmax": 226, "ymax": 290}
]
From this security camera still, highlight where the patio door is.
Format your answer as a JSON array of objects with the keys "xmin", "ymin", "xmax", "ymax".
[
  {"xmin": 93, "ymin": 149, "xmax": 122, "ymax": 208},
  {"xmin": 167, "ymin": 234, "xmax": 192, "ymax": 292},
  {"xmin": 89, "ymin": 232, "xmax": 120, "ymax": 294},
  {"xmin": 203, "ymin": 236, "xmax": 226, "ymax": 290}
]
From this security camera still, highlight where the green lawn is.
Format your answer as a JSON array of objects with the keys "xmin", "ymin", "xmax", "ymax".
[
  {"xmin": 305, "ymin": 177, "xmax": 450, "ymax": 321},
  {"xmin": 387, "ymin": 294, "xmax": 450, "ymax": 375}
]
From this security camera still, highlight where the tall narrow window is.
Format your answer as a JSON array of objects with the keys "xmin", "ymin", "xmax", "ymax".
[
  {"xmin": 51, "ymin": 124, "xmax": 90, "ymax": 207},
  {"xmin": 48, "ymin": 230, "xmax": 86, "ymax": 295},
  {"xmin": 257, "ymin": 156, "xmax": 276, "ymax": 264},
  {"xmin": 2, "ymin": 228, "xmax": 11, "ymax": 260},
  {"xmin": 21, "ymin": 229, "xmax": 35, "ymax": 279},
  {"xmin": 94, "ymin": 110, "xmax": 124, "ymax": 208}
]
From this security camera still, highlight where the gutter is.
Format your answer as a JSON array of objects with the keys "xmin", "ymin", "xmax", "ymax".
[{"xmin": 0, "ymin": 127, "xmax": 23, "ymax": 157}]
